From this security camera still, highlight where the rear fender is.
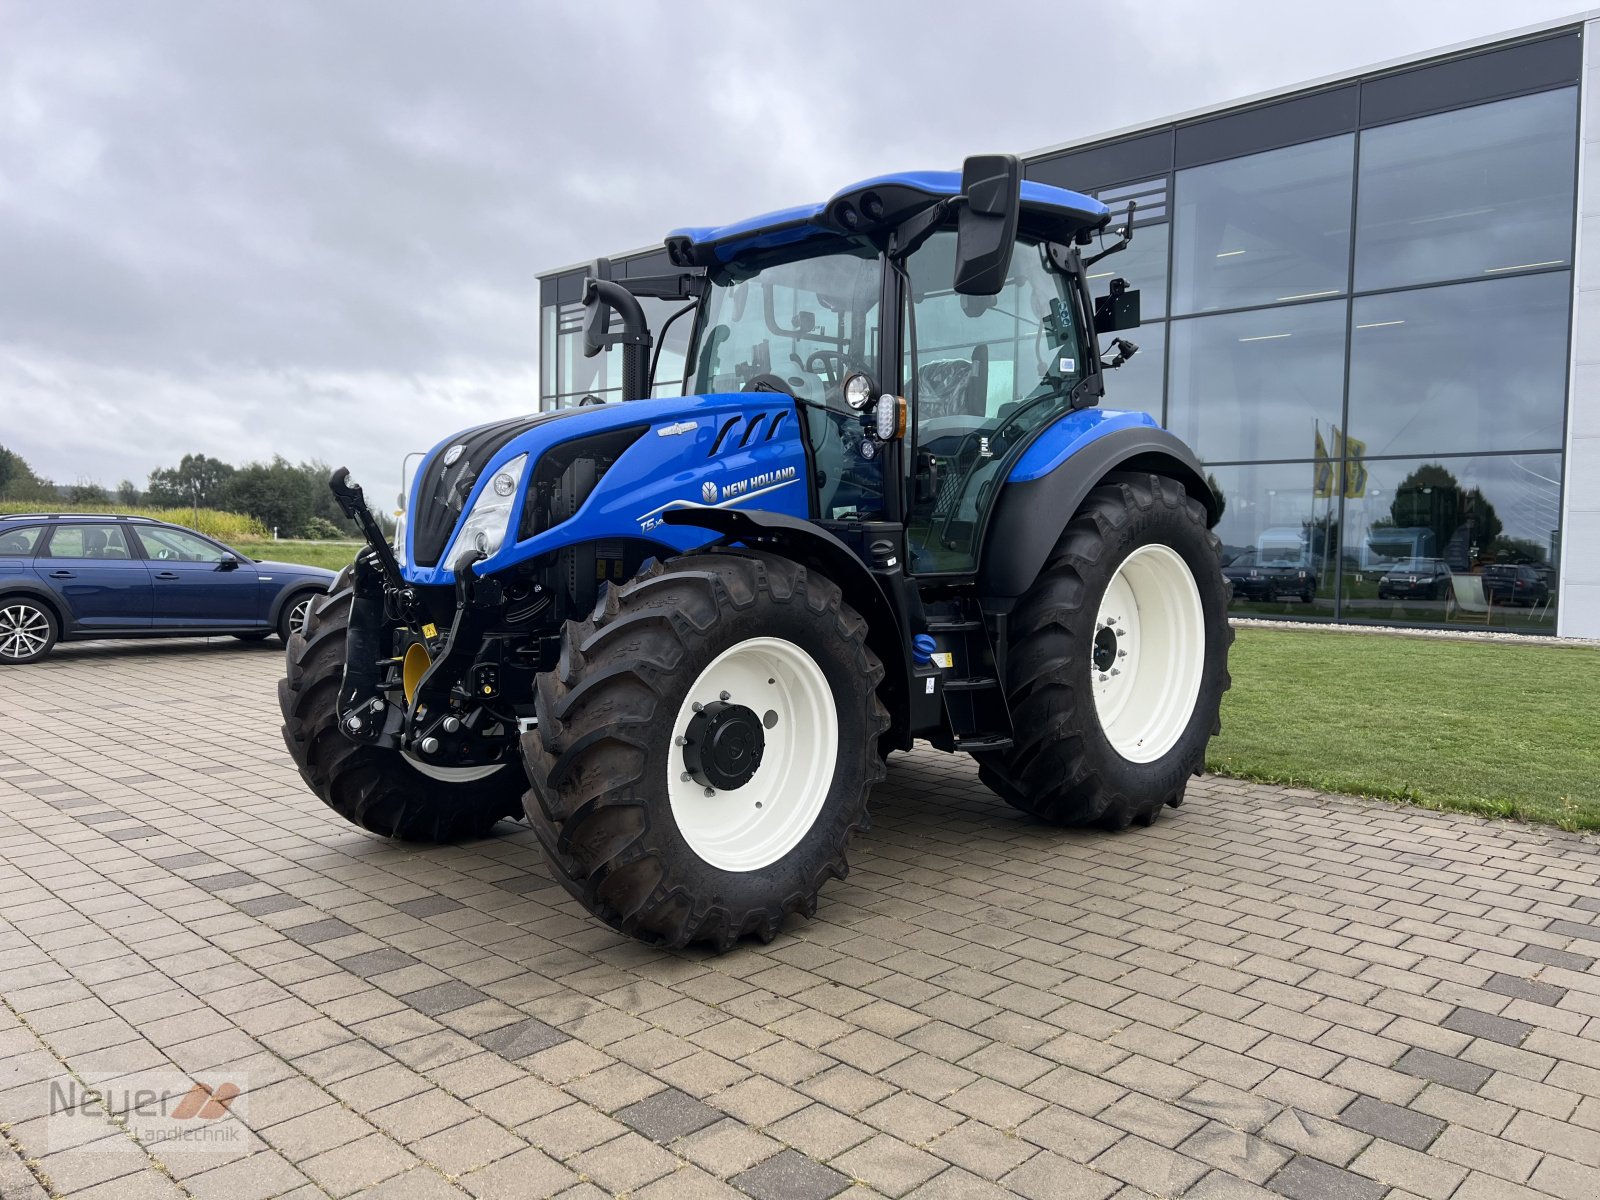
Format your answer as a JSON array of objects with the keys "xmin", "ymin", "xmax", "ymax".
[{"xmin": 979, "ymin": 422, "xmax": 1217, "ymax": 600}]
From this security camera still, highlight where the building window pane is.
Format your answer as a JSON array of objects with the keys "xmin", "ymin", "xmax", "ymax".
[
  {"xmin": 1340, "ymin": 453, "xmax": 1561, "ymax": 630},
  {"xmin": 1206, "ymin": 462, "xmax": 1337, "ymax": 618},
  {"xmin": 1099, "ymin": 324, "xmax": 1165, "ymax": 423},
  {"xmin": 1347, "ymin": 272, "xmax": 1569, "ymax": 458},
  {"xmin": 541, "ymin": 305, "xmax": 558, "ymax": 401},
  {"xmin": 1354, "ymin": 89, "xmax": 1577, "ymax": 292},
  {"xmin": 1167, "ymin": 300, "xmax": 1345, "ymax": 464},
  {"xmin": 1171, "ymin": 135, "xmax": 1354, "ymax": 315},
  {"xmin": 1088, "ymin": 221, "xmax": 1169, "ymax": 319}
]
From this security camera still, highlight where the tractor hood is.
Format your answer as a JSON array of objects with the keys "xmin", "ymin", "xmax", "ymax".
[{"xmin": 399, "ymin": 394, "xmax": 812, "ymax": 587}]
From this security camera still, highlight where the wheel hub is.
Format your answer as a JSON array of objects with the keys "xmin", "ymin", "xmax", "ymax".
[
  {"xmin": 682, "ymin": 700, "xmax": 765, "ymax": 791},
  {"xmin": 1092, "ymin": 625, "xmax": 1120, "ymax": 673}
]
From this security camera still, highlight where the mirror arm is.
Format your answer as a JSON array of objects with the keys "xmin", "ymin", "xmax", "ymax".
[
  {"xmin": 887, "ymin": 199, "xmax": 953, "ymax": 260},
  {"xmin": 1082, "ymin": 199, "xmax": 1138, "ymax": 269}
]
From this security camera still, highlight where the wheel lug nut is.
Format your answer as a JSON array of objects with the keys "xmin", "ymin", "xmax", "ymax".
[
  {"xmin": 1110, "ymin": 668, "xmax": 1120, "ymax": 676},
  {"xmin": 692, "ymin": 702, "xmax": 702, "ymax": 713},
  {"xmin": 719, "ymin": 691, "xmax": 730, "ymax": 701},
  {"xmin": 1098, "ymin": 673, "xmax": 1109, "ymax": 682},
  {"xmin": 680, "ymin": 772, "xmax": 693, "ymax": 782},
  {"xmin": 675, "ymin": 736, "xmax": 688, "ymax": 746},
  {"xmin": 1118, "ymin": 650, "xmax": 1127, "ymax": 658},
  {"xmin": 703, "ymin": 787, "xmax": 715, "ymax": 798}
]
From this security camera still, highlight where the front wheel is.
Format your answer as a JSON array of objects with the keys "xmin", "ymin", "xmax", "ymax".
[
  {"xmin": 975, "ymin": 474, "xmax": 1232, "ymax": 829},
  {"xmin": 522, "ymin": 551, "xmax": 888, "ymax": 950},
  {"xmin": 278, "ymin": 567, "xmax": 525, "ymax": 841}
]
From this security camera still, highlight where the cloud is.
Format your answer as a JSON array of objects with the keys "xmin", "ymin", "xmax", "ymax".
[{"xmin": 0, "ymin": 0, "xmax": 1581, "ymax": 498}]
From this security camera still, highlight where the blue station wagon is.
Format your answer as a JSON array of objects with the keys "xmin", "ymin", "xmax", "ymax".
[{"xmin": 0, "ymin": 514, "xmax": 337, "ymax": 664}]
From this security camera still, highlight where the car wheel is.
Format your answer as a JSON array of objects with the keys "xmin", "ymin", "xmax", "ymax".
[
  {"xmin": 0, "ymin": 597, "xmax": 59, "ymax": 665},
  {"xmin": 278, "ymin": 591, "xmax": 318, "ymax": 643}
]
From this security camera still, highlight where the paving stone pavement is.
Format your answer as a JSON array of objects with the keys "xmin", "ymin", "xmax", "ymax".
[{"xmin": 1, "ymin": 638, "xmax": 1598, "ymax": 1200}]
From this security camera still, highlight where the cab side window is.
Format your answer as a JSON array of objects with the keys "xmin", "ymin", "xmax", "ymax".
[
  {"xmin": 41, "ymin": 525, "xmax": 134, "ymax": 560},
  {"xmin": 902, "ymin": 232, "xmax": 1090, "ymax": 573}
]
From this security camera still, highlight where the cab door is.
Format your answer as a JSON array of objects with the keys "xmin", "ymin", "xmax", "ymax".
[
  {"xmin": 34, "ymin": 523, "xmax": 153, "ymax": 629},
  {"xmin": 900, "ymin": 230, "xmax": 1094, "ymax": 575}
]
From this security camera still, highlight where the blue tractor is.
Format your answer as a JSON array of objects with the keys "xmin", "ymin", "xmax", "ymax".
[{"xmin": 280, "ymin": 156, "xmax": 1232, "ymax": 949}]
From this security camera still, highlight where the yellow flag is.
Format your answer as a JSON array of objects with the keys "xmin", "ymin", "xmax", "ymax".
[
  {"xmin": 1343, "ymin": 433, "xmax": 1367, "ymax": 498},
  {"xmin": 1313, "ymin": 427, "xmax": 1333, "ymax": 498}
]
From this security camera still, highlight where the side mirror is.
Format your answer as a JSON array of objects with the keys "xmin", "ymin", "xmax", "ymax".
[
  {"xmin": 218, "ymin": 553, "xmax": 241, "ymax": 571},
  {"xmin": 953, "ymin": 153, "xmax": 1021, "ymax": 296},
  {"xmin": 581, "ymin": 257, "xmax": 614, "ymax": 359},
  {"xmin": 1094, "ymin": 278, "xmax": 1141, "ymax": 333}
]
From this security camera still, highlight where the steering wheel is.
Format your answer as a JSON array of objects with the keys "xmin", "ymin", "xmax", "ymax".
[
  {"xmin": 742, "ymin": 373, "xmax": 794, "ymax": 396},
  {"xmin": 156, "ymin": 549, "xmax": 173, "ymax": 560}
]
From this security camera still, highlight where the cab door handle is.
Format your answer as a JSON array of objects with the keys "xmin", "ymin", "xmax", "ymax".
[
  {"xmin": 49, "ymin": 570, "xmax": 75, "ymax": 579},
  {"xmin": 155, "ymin": 571, "xmax": 180, "ymax": 580}
]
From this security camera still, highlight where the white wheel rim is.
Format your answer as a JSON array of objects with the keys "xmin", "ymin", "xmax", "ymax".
[
  {"xmin": 668, "ymin": 636, "xmax": 838, "ymax": 873},
  {"xmin": 0, "ymin": 604, "xmax": 50, "ymax": 660},
  {"xmin": 402, "ymin": 754, "xmax": 507, "ymax": 783},
  {"xmin": 290, "ymin": 597, "xmax": 313, "ymax": 634},
  {"xmin": 1090, "ymin": 543, "xmax": 1205, "ymax": 763}
]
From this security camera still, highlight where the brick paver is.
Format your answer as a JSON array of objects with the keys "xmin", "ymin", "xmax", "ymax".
[{"xmin": 2, "ymin": 638, "xmax": 1599, "ymax": 1198}]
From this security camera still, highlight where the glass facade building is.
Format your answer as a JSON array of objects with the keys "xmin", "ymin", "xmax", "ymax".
[{"xmin": 538, "ymin": 21, "xmax": 1600, "ymax": 639}]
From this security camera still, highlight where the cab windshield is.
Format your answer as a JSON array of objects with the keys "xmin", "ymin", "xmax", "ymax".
[{"xmin": 690, "ymin": 243, "xmax": 885, "ymax": 519}]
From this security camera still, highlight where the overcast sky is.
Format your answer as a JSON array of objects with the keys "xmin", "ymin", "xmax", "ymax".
[{"xmin": 1, "ymin": 0, "xmax": 1586, "ymax": 502}]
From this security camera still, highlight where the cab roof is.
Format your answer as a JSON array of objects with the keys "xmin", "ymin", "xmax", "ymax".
[{"xmin": 665, "ymin": 170, "xmax": 1110, "ymax": 268}]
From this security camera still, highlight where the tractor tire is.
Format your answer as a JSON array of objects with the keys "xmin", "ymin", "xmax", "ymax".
[
  {"xmin": 278, "ymin": 566, "xmax": 525, "ymax": 842},
  {"xmin": 522, "ymin": 550, "xmax": 888, "ymax": 950},
  {"xmin": 975, "ymin": 474, "xmax": 1232, "ymax": 830}
]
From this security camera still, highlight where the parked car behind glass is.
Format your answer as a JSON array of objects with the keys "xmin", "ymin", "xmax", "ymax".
[
  {"xmin": 1222, "ymin": 549, "xmax": 1317, "ymax": 603},
  {"xmin": 0, "ymin": 514, "xmax": 337, "ymax": 664},
  {"xmin": 1376, "ymin": 558, "xmax": 1452, "ymax": 602},
  {"xmin": 1482, "ymin": 563, "xmax": 1551, "ymax": 606}
]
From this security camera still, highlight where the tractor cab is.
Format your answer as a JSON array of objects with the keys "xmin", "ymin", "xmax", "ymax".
[{"xmin": 587, "ymin": 156, "xmax": 1146, "ymax": 580}]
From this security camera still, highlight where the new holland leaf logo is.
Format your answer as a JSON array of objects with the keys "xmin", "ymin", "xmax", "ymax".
[
  {"xmin": 171, "ymin": 1082, "xmax": 242, "ymax": 1120},
  {"xmin": 701, "ymin": 480, "xmax": 718, "ymax": 503}
]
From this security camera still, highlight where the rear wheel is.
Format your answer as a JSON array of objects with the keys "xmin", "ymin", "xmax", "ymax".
[
  {"xmin": 522, "ymin": 551, "xmax": 887, "ymax": 950},
  {"xmin": 278, "ymin": 567, "xmax": 525, "ymax": 841},
  {"xmin": 976, "ymin": 474, "xmax": 1232, "ymax": 829},
  {"xmin": 0, "ymin": 598, "xmax": 58, "ymax": 665}
]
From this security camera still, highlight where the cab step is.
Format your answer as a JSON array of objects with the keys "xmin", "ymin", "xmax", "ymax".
[{"xmin": 954, "ymin": 733, "xmax": 1013, "ymax": 752}]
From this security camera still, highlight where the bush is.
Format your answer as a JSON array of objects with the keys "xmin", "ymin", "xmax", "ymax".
[
  {"xmin": 302, "ymin": 515, "xmax": 344, "ymax": 540},
  {"xmin": 0, "ymin": 501, "xmax": 269, "ymax": 542}
]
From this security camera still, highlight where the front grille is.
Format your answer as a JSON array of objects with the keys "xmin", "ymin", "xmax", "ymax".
[{"xmin": 412, "ymin": 410, "xmax": 576, "ymax": 567}]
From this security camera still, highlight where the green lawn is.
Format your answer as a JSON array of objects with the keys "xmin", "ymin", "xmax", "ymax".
[
  {"xmin": 238, "ymin": 540, "xmax": 360, "ymax": 572},
  {"xmin": 1209, "ymin": 626, "xmax": 1600, "ymax": 831}
]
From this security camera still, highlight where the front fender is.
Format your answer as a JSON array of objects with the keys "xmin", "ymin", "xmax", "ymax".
[{"xmin": 980, "ymin": 421, "xmax": 1216, "ymax": 600}]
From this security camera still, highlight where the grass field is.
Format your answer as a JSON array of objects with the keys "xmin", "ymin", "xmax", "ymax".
[
  {"xmin": 1210, "ymin": 626, "xmax": 1600, "ymax": 831},
  {"xmin": 237, "ymin": 540, "xmax": 360, "ymax": 572}
]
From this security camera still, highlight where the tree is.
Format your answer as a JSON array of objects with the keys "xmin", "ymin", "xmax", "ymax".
[
  {"xmin": 224, "ymin": 457, "xmax": 313, "ymax": 537},
  {"xmin": 67, "ymin": 479, "xmax": 110, "ymax": 505},
  {"xmin": 0, "ymin": 445, "xmax": 53, "ymax": 501},
  {"xmin": 147, "ymin": 453, "xmax": 236, "ymax": 508},
  {"xmin": 296, "ymin": 459, "xmax": 358, "ymax": 536},
  {"xmin": 117, "ymin": 479, "xmax": 141, "ymax": 506},
  {"xmin": 1386, "ymin": 464, "xmax": 1502, "ymax": 563}
]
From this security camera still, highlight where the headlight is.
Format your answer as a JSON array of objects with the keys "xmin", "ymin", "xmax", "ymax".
[{"xmin": 452, "ymin": 453, "xmax": 527, "ymax": 568}]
